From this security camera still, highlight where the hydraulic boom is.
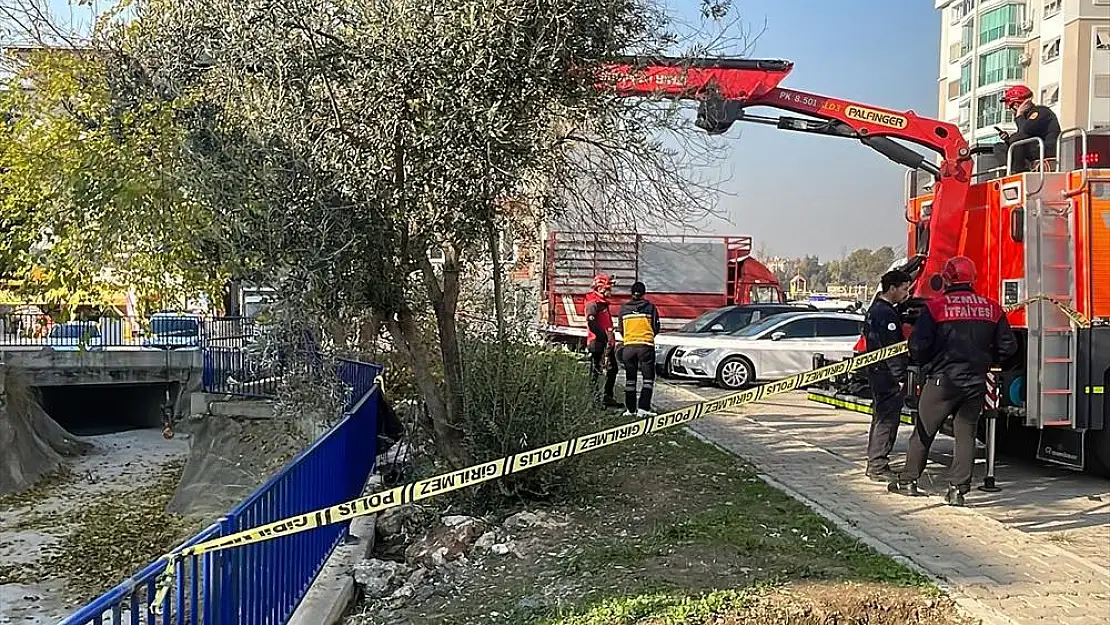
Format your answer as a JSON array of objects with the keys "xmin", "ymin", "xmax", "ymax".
[{"xmin": 600, "ymin": 56, "xmax": 975, "ymax": 300}]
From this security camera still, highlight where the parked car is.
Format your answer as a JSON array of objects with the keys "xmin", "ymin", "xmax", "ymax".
[
  {"xmin": 45, "ymin": 321, "xmax": 104, "ymax": 351},
  {"xmin": 143, "ymin": 312, "xmax": 205, "ymax": 350},
  {"xmin": 666, "ymin": 311, "xmax": 864, "ymax": 389},
  {"xmin": 654, "ymin": 303, "xmax": 816, "ymax": 375}
]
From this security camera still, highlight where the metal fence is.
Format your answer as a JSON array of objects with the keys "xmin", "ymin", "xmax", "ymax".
[
  {"xmin": 0, "ymin": 313, "xmax": 255, "ymax": 350},
  {"xmin": 58, "ymin": 360, "xmax": 385, "ymax": 625}
]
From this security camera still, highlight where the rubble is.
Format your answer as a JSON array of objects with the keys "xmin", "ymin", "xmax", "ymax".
[
  {"xmin": 376, "ymin": 504, "xmax": 431, "ymax": 541},
  {"xmin": 403, "ymin": 515, "xmax": 485, "ymax": 568},
  {"xmin": 353, "ymin": 559, "xmax": 411, "ymax": 600},
  {"xmin": 502, "ymin": 510, "xmax": 564, "ymax": 530}
]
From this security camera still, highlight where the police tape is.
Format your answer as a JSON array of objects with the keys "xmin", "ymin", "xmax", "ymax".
[
  {"xmin": 148, "ymin": 292, "xmax": 1090, "ymax": 613},
  {"xmin": 147, "ymin": 340, "xmax": 909, "ymax": 612}
]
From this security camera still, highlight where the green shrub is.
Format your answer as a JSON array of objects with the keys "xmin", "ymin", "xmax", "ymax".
[{"xmin": 459, "ymin": 337, "xmax": 604, "ymax": 501}]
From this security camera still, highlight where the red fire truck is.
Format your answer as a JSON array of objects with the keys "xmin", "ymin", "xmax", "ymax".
[
  {"xmin": 599, "ymin": 57, "xmax": 1109, "ymax": 476},
  {"xmin": 540, "ymin": 230, "xmax": 784, "ymax": 344}
]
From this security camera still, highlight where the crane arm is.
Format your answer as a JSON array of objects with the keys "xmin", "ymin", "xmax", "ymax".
[{"xmin": 600, "ymin": 56, "xmax": 974, "ymax": 300}]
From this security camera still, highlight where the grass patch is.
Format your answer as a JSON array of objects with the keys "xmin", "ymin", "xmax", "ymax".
[{"xmin": 352, "ymin": 426, "xmax": 961, "ymax": 625}]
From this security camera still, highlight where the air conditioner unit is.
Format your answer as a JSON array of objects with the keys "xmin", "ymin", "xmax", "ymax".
[
  {"xmin": 1020, "ymin": 20, "xmax": 1034, "ymax": 32},
  {"xmin": 1019, "ymin": 52, "xmax": 1033, "ymax": 66}
]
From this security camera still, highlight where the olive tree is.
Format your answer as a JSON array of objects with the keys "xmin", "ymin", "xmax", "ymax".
[{"xmin": 89, "ymin": 0, "xmax": 738, "ymax": 467}]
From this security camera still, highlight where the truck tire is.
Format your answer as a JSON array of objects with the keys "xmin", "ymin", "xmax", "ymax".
[
  {"xmin": 1085, "ymin": 427, "xmax": 1110, "ymax": 478},
  {"xmin": 660, "ymin": 348, "xmax": 677, "ymax": 378},
  {"xmin": 716, "ymin": 356, "xmax": 755, "ymax": 390}
]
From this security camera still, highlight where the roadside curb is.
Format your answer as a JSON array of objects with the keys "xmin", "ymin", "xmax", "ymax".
[
  {"xmin": 286, "ymin": 498, "xmax": 377, "ymax": 625},
  {"xmin": 661, "ymin": 383, "xmax": 1020, "ymax": 625}
]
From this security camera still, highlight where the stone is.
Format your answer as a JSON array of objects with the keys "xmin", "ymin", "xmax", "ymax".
[
  {"xmin": 473, "ymin": 531, "xmax": 499, "ymax": 550},
  {"xmin": 404, "ymin": 516, "xmax": 486, "ymax": 568},
  {"xmin": 503, "ymin": 510, "xmax": 563, "ymax": 530},
  {"xmin": 353, "ymin": 558, "xmax": 410, "ymax": 600},
  {"xmin": 376, "ymin": 504, "xmax": 429, "ymax": 540}
]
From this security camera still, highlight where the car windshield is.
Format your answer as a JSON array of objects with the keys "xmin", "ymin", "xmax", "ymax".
[
  {"xmin": 678, "ymin": 309, "xmax": 723, "ymax": 333},
  {"xmin": 729, "ymin": 314, "xmax": 796, "ymax": 337},
  {"xmin": 151, "ymin": 317, "xmax": 201, "ymax": 336},
  {"xmin": 50, "ymin": 323, "xmax": 100, "ymax": 339}
]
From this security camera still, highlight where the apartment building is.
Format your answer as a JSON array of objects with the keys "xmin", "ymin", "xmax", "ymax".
[{"xmin": 936, "ymin": 0, "xmax": 1110, "ymax": 146}]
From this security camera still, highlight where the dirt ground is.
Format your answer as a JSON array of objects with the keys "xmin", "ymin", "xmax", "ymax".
[{"xmin": 347, "ymin": 430, "xmax": 978, "ymax": 625}]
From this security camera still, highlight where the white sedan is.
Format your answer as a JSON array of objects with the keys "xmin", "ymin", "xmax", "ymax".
[{"xmin": 667, "ymin": 311, "xmax": 865, "ymax": 390}]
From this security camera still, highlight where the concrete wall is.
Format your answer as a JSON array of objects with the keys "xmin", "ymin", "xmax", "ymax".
[{"xmin": 0, "ymin": 348, "xmax": 201, "ymax": 387}]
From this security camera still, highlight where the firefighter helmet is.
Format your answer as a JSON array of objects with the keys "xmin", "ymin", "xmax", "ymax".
[
  {"xmin": 1000, "ymin": 85, "xmax": 1034, "ymax": 106},
  {"xmin": 592, "ymin": 273, "xmax": 613, "ymax": 291},
  {"xmin": 942, "ymin": 256, "xmax": 977, "ymax": 286}
]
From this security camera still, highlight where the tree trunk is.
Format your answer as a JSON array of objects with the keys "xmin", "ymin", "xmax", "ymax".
[
  {"xmin": 358, "ymin": 312, "xmax": 385, "ymax": 357},
  {"xmin": 487, "ymin": 221, "xmax": 506, "ymax": 343},
  {"xmin": 386, "ymin": 311, "xmax": 469, "ymax": 468},
  {"xmin": 0, "ymin": 367, "xmax": 90, "ymax": 496}
]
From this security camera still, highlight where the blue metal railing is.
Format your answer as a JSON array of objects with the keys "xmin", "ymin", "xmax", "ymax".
[{"xmin": 60, "ymin": 360, "xmax": 384, "ymax": 625}]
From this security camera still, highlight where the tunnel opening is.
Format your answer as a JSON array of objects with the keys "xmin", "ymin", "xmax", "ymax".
[{"xmin": 37, "ymin": 383, "xmax": 178, "ymax": 436}]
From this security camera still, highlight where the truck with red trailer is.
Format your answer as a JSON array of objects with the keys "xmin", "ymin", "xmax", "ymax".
[
  {"xmin": 539, "ymin": 229, "xmax": 785, "ymax": 344},
  {"xmin": 597, "ymin": 56, "xmax": 1109, "ymax": 476}
]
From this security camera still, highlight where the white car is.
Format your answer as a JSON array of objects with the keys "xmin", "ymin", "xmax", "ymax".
[{"xmin": 667, "ymin": 311, "xmax": 865, "ymax": 389}]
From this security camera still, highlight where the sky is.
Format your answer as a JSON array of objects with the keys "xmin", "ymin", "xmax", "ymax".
[
  {"xmin": 13, "ymin": 0, "xmax": 943, "ymax": 261},
  {"xmin": 662, "ymin": 0, "xmax": 943, "ymax": 259}
]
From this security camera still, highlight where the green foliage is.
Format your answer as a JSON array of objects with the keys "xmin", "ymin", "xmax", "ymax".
[
  {"xmin": 0, "ymin": 50, "xmax": 223, "ymax": 306},
  {"xmin": 775, "ymin": 246, "xmax": 900, "ymax": 291},
  {"xmin": 458, "ymin": 338, "xmax": 602, "ymax": 500}
]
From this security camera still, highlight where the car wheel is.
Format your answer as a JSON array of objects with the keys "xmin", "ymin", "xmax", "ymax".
[
  {"xmin": 662, "ymin": 348, "xmax": 678, "ymax": 378},
  {"xmin": 716, "ymin": 356, "xmax": 754, "ymax": 390}
]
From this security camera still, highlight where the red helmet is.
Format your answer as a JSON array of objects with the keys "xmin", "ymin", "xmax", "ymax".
[
  {"xmin": 592, "ymin": 273, "xmax": 613, "ymax": 291},
  {"xmin": 942, "ymin": 256, "xmax": 976, "ymax": 286},
  {"xmin": 1000, "ymin": 85, "xmax": 1034, "ymax": 106}
]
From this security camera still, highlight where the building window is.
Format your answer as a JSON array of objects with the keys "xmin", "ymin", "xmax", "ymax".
[
  {"xmin": 961, "ymin": 22, "xmax": 975, "ymax": 55},
  {"xmin": 979, "ymin": 48, "xmax": 1025, "ymax": 86},
  {"xmin": 1095, "ymin": 75, "xmax": 1110, "ymax": 99},
  {"xmin": 978, "ymin": 92, "xmax": 1016, "ymax": 128},
  {"xmin": 1096, "ymin": 28, "xmax": 1110, "ymax": 51},
  {"xmin": 1042, "ymin": 37, "xmax": 1061, "ymax": 62},
  {"xmin": 979, "ymin": 4, "xmax": 1024, "ymax": 45},
  {"xmin": 1043, "ymin": 0, "xmax": 1061, "ymax": 17},
  {"xmin": 1040, "ymin": 83, "xmax": 1060, "ymax": 106},
  {"xmin": 950, "ymin": 41, "xmax": 963, "ymax": 61},
  {"xmin": 960, "ymin": 61, "xmax": 973, "ymax": 95},
  {"xmin": 948, "ymin": 80, "xmax": 962, "ymax": 100}
]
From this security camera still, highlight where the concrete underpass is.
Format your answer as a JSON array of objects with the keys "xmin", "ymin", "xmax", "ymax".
[{"xmin": 37, "ymin": 383, "xmax": 179, "ymax": 435}]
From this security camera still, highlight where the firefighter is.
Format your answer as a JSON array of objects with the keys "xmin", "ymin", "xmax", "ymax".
[
  {"xmin": 618, "ymin": 281, "xmax": 660, "ymax": 417},
  {"xmin": 585, "ymin": 273, "xmax": 621, "ymax": 408},
  {"xmin": 992, "ymin": 85, "xmax": 1062, "ymax": 174},
  {"xmin": 863, "ymin": 269, "xmax": 913, "ymax": 482},
  {"xmin": 888, "ymin": 256, "xmax": 1018, "ymax": 506}
]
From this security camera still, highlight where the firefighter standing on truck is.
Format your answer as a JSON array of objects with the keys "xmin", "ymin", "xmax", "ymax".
[
  {"xmin": 585, "ymin": 274, "xmax": 622, "ymax": 408},
  {"xmin": 888, "ymin": 257, "xmax": 1018, "ymax": 506},
  {"xmin": 618, "ymin": 281, "xmax": 660, "ymax": 418},
  {"xmin": 992, "ymin": 85, "xmax": 1062, "ymax": 173},
  {"xmin": 863, "ymin": 269, "xmax": 913, "ymax": 482}
]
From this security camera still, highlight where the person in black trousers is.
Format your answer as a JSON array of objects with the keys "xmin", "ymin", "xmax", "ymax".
[
  {"xmin": 863, "ymin": 269, "xmax": 913, "ymax": 482},
  {"xmin": 618, "ymin": 281, "xmax": 660, "ymax": 417},
  {"xmin": 888, "ymin": 256, "xmax": 1017, "ymax": 506}
]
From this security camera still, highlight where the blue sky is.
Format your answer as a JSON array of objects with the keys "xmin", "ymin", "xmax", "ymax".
[
  {"xmin": 666, "ymin": 0, "xmax": 943, "ymax": 259},
  {"xmin": 23, "ymin": 0, "xmax": 942, "ymax": 260}
]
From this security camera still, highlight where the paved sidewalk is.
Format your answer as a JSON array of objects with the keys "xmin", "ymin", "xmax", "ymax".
[{"xmin": 659, "ymin": 386, "xmax": 1110, "ymax": 625}]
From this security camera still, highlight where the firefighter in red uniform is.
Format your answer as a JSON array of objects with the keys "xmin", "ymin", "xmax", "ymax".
[
  {"xmin": 992, "ymin": 85, "xmax": 1062, "ymax": 174},
  {"xmin": 585, "ymin": 274, "xmax": 621, "ymax": 408},
  {"xmin": 888, "ymin": 257, "xmax": 1018, "ymax": 506}
]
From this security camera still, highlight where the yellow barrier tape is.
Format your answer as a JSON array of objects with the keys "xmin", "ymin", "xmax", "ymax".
[{"xmin": 147, "ymin": 292, "xmax": 1092, "ymax": 613}]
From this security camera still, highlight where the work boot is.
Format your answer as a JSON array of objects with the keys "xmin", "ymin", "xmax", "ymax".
[
  {"xmin": 621, "ymin": 410, "xmax": 636, "ymax": 418},
  {"xmin": 865, "ymin": 468, "xmax": 894, "ymax": 483},
  {"xmin": 887, "ymin": 480, "xmax": 923, "ymax": 497},
  {"xmin": 945, "ymin": 485, "xmax": 967, "ymax": 507}
]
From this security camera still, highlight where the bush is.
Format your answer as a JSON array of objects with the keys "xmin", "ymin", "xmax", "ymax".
[{"xmin": 459, "ymin": 337, "xmax": 604, "ymax": 500}]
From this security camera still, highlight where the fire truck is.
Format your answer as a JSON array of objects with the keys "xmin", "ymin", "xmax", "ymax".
[
  {"xmin": 540, "ymin": 229, "xmax": 785, "ymax": 344},
  {"xmin": 600, "ymin": 57, "xmax": 1109, "ymax": 476}
]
